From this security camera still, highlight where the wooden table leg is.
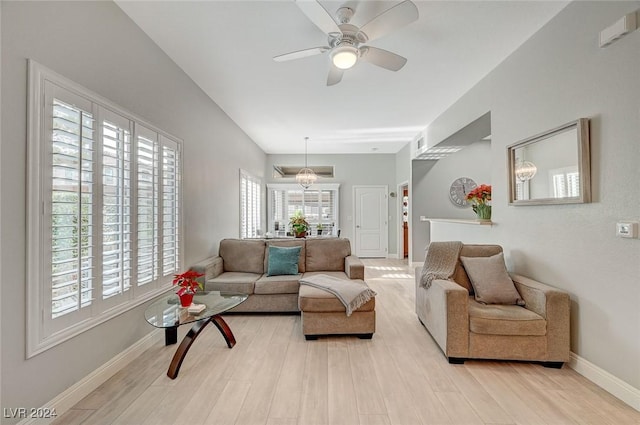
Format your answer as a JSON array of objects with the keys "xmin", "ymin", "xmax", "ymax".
[
  {"xmin": 165, "ymin": 327, "xmax": 178, "ymax": 345},
  {"xmin": 166, "ymin": 315, "xmax": 237, "ymax": 379},
  {"xmin": 210, "ymin": 314, "xmax": 236, "ymax": 348}
]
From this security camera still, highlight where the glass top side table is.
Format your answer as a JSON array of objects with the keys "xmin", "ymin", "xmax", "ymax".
[{"xmin": 144, "ymin": 291, "xmax": 248, "ymax": 379}]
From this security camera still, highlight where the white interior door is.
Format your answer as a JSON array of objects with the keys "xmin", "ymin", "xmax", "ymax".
[{"xmin": 354, "ymin": 186, "xmax": 388, "ymax": 258}]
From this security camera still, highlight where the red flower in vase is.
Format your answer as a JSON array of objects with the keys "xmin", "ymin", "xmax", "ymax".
[{"xmin": 172, "ymin": 270, "xmax": 204, "ymax": 296}]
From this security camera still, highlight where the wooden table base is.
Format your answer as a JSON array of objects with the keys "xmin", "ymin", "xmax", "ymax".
[{"xmin": 166, "ymin": 314, "xmax": 236, "ymax": 379}]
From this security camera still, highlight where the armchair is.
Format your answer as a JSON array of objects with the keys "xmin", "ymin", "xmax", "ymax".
[{"xmin": 415, "ymin": 244, "xmax": 570, "ymax": 367}]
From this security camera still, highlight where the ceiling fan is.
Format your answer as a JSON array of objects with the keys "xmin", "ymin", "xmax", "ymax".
[{"xmin": 274, "ymin": 0, "xmax": 419, "ymax": 86}]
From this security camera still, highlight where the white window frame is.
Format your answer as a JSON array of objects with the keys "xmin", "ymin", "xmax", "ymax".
[
  {"xmin": 26, "ymin": 60, "xmax": 183, "ymax": 357},
  {"xmin": 239, "ymin": 170, "xmax": 262, "ymax": 239},
  {"xmin": 267, "ymin": 183, "xmax": 340, "ymax": 236}
]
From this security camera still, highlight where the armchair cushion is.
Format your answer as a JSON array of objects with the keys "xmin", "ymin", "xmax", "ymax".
[
  {"xmin": 468, "ymin": 299, "xmax": 546, "ymax": 336},
  {"xmin": 460, "ymin": 253, "xmax": 525, "ymax": 306}
]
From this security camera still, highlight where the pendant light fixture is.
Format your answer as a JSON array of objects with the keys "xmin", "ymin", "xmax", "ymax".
[
  {"xmin": 515, "ymin": 159, "xmax": 538, "ymax": 182},
  {"xmin": 296, "ymin": 137, "xmax": 317, "ymax": 189}
]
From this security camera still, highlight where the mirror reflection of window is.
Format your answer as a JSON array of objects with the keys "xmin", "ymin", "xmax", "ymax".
[{"xmin": 550, "ymin": 167, "xmax": 580, "ymax": 198}]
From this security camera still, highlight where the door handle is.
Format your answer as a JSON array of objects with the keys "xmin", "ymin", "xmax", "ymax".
[{"xmin": 356, "ymin": 225, "xmax": 360, "ymax": 228}]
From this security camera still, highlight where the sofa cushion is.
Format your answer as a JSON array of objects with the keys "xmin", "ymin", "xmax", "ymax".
[
  {"xmin": 267, "ymin": 245, "xmax": 302, "ymax": 276},
  {"xmin": 298, "ymin": 284, "xmax": 375, "ymax": 313},
  {"xmin": 264, "ymin": 239, "xmax": 306, "ymax": 273},
  {"xmin": 206, "ymin": 272, "xmax": 261, "ymax": 294},
  {"xmin": 305, "ymin": 238, "xmax": 350, "ymax": 272},
  {"xmin": 219, "ymin": 239, "xmax": 265, "ymax": 274},
  {"xmin": 460, "ymin": 252, "xmax": 525, "ymax": 306},
  {"xmin": 468, "ymin": 298, "xmax": 546, "ymax": 336},
  {"xmin": 255, "ymin": 274, "xmax": 301, "ymax": 295}
]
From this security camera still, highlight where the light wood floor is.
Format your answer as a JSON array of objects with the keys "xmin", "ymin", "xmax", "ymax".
[{"xmin": 55, "ymin": 259, "xmax": 640, "ymax": 425}]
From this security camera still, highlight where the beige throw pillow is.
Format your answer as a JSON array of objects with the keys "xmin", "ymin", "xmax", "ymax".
[{"xmin": 460, "ymin": 253, "xmax": 525, "ymax": 306}]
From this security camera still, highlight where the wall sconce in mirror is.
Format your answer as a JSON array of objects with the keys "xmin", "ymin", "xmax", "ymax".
[{"xmin": 508, "ymin": 118, "xmax": 590, "ymax": 205}]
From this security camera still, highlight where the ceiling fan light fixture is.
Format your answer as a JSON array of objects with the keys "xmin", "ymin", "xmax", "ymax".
[{"xmin": 331, "ymin": 45, "xmax": 358, "ymax": 69}]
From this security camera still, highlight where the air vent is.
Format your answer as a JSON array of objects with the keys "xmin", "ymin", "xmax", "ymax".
[{"xmin": 273, "ymin": 165, "xmax": 335, "ymax": 178}]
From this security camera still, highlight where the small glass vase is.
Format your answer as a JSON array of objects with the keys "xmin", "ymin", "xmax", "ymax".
[{"xmin": 473, "ymin": 204, "xmax": 492, "ymax": 221}]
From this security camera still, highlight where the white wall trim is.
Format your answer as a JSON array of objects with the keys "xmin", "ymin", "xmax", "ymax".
[
  {"xmin": 17, "ymin": 330, "xmax": 163, "ymax": 425},
  {"xmin": 568, "ymin": 352, "xmax": 640, "ymax": 412}
]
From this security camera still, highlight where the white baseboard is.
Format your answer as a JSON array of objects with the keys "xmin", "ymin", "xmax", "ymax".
[
  {"xmin": 568, "ymin": 352, "xmax": 640, "ymax": 412},
  {"xmin": 18, "ymin": 329, "xmax": 163, "ymax": 425}
]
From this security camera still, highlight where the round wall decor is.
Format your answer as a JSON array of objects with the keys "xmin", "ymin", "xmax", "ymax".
[{"xmin": 449, "ymin": 177, "xmax": 477, "ymax": 207}]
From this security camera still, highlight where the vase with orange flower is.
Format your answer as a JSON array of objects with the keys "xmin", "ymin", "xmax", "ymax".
[{"xmin": 466, "ymin": 184, "xmax": 492, "ymax": 221}]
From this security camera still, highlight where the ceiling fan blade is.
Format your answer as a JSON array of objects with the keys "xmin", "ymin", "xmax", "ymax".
[
  {"xmin": 327, "ymin": 65, "xmax": 344, "ymax": 86},
  {"xmin": 295, "ymin": 0, "xmax": 341, "ymax": 36},
  {"xmin": 359, "ymin": 46, "xmax": 407, "ymax": 71},
  {"xmin": 358, "ymin": 0, "xmax": 419, "ymax": 42},
  {"xmin": 273, "ymin": 46, "xmax": 330, "ymax": 62}
]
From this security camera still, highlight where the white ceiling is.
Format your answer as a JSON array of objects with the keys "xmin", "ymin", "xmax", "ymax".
[{"xmin": 115, "ymin": 1, "xmax": 568, "ymax": 154}]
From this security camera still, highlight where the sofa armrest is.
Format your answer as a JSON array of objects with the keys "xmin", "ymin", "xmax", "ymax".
[
  {"xmin": 345, "ymin": 255, "xmax": 364, "ymax": 280},
  {"xmin": 511, "ymin": 273, "xmax": 570, "ymax": 361},
  {"xmin": 190, "ymin": 256, "xmax": 224, "ymax": 285},
  {"xmin": 415, "ymin": 274, "xmax": 469, "ymax": 358}
]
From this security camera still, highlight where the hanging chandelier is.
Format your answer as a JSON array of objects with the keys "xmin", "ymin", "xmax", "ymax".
[{"xmin": 296, "ymin": 137, "xmax": 317, "ymax": 189}]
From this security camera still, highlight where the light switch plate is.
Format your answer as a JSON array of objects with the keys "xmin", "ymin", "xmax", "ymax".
[{"xmin": 616, "ymin": 222, "xmax": 638, "ymax": 238}]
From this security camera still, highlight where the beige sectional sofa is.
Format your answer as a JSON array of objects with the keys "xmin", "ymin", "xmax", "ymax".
[{"xmin": 190, "ymin": 238, "xmax": 365, "ymax": 313}]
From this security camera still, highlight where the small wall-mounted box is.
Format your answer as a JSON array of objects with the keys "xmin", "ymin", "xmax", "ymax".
[
  {"xmin": 600, "ymin": 11, "xmax": 638, "ymax": 48},
  {"xmin": 616, "ymin": 222, "xmax": 638, "ymax": 238}
]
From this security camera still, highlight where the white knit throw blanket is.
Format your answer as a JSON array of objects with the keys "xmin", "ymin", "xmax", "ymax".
[
  {"xmin": 299, "ymin": 274, "xmax": 376, "ymax": 317},
  {"xmin": 420, "ymin": 241, "xmax": 463, "ymax": 290}
]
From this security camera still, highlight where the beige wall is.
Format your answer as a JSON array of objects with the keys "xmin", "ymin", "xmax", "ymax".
[
  {"xmin": 422, "ymin": 1, "xmax": 640, "ymax": 391},
  {"xmin": 0, "ymin": 1, "xmax": 265, "ymax": 421}
]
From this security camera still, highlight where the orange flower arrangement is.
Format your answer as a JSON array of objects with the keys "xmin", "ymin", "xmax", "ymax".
[
  {"xmin": 465, "ymin": 184, "xmax": 492, "ymax": 205},
  {"xmin": 466, "ymin": 184, "xmax": 492, "ymax": 220}
]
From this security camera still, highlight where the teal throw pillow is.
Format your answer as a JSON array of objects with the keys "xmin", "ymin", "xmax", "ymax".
[{"xmin": 267, "ymin": 245, "xmax": 302, "ymax": 276}]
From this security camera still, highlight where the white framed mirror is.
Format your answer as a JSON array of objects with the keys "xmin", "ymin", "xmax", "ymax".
[{"xmin": 508, "ymin": 118, "xmax": 591, "ymax": 205}]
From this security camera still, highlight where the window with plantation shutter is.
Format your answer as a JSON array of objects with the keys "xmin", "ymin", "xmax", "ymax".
[
  {"xmin": 27, "ymin": 61, "xmax": 183, "ymax": 356},
  {"xmin": 267, "ymin": 184, "xmax": 339, "ymax": 237},
  {"xmin": 240, "ymin": 170, "xmax": 262, "ymax": 238}
]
